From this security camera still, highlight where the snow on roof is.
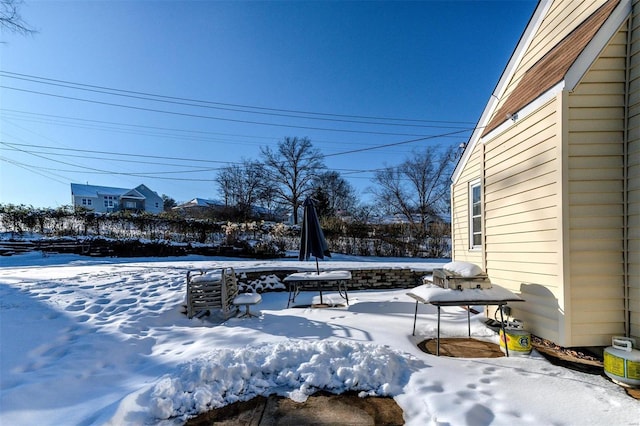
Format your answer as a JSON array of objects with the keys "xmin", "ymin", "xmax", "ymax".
[
  {"xmin": 178, "ymin": 198, "xmax": 225, "ymax": 208},
  {"xmin": 70, "ymin": 183, "xmax": 132, "ymax": 197}
]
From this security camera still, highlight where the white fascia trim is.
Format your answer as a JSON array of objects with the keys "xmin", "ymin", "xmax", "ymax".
[
  {"xmin": 480, "ymin": 81, "xmax": 565, "ymax": 142},
  {"xmin": 565, "ymin": 0, "xmax": 631, "ymax": 91},
  {"xmin": 451, "ymin": 0, "xmax": 553, "ymax": 184}
]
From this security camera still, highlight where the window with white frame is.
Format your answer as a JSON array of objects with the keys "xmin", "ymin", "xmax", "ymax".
[
  {"xmin": 104, "ymin": 196, "xmax": 116, "ymax": 208},
  {"xmin": 469, "ymin": 180, "xmax": 482, "ymax": 249}
]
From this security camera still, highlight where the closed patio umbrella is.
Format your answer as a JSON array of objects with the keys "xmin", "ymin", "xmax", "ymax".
[{"xmin": 298, "ymin": 197, "xmax": 331, "ymax": 303}]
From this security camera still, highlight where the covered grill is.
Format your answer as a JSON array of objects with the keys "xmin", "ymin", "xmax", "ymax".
[{"xmin": 431, "ymin": 268, "xmax": 492, "ymax": 291}]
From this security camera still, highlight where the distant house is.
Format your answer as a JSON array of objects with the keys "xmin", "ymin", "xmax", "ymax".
[
  {"xmin": 175, "ymin": 198, "xmax": 281, "ymax": 220},
  {"xmin": 174, "ymin": 198, "xmax": 225, "ymax": 212},
  {"xmin": 451, "ymin": 0, "xmax": 638, "ymax": 347},
  {"xmin": 70, "ymin": 183, "xmax": 164, "ymax": 214}
]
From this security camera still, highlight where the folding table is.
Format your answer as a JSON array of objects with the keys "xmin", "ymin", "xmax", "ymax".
[{"xmin": 407, "ymin": 284, "xmax": 524, "ymax": 356}]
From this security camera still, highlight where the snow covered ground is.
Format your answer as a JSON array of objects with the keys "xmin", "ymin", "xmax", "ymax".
[{"xmin": 1, "ymin": 253, "xmax": 638, "ymax": 425}]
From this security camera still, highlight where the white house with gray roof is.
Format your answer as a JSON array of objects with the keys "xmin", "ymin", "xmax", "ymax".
[{"xmin": 70, "ymin": 183, "xmax": 164, "ymax": 214}]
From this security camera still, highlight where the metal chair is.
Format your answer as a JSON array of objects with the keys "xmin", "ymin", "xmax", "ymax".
[{"xmin": 186, "ymin": 267, "xmax": 239, "ymax": 319}]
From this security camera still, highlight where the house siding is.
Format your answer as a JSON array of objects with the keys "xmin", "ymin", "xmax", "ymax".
[
  {"xmin": 566, "ymin": 25, "xmax": 629, "ymax": 346},
  {"xmin": 134, "ymin": 184, "xmax": 164, "ymax": 214},
  {"xmin": 70, "ymin": 183, "xmax": 163, "ymax": 214},
  {"xmin": 627, "ymin": 0, "xmax": 640, "ymax": 343},
  {"xmin": 483, "ymin": 98, "xmax": 564, "ymax": 344},
  {"xmin": 451, "ymin": 139, "xmax": 483, "ymax": 267},
  {"xmin": 452, "ymin": 0, "xmax": 636, "ymax": 348}
]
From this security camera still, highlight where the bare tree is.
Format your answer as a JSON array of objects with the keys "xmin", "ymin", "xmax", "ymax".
[
  {"xmin": 215, "ymin": 159, "xmax": 269, "ymax": 219},
  {"xmin": 216, "ymin": 165, "xmax": 235, "ymax": 206},
  {"xmin": 260, "ymin": 137, "xmax": 324, "ymax": 224},
  {"xmin": 1, "ymin": 0, "xmax": 36, "ymax": 35},
  {"xmin": 370, "ymin": 146, "xmax": 455, "ymax": 242},
  {"xmin": 311, "ymin": 171, "xmax": 357, "ymax": 218}
]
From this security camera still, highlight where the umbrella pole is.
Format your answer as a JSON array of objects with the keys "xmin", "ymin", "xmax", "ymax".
[{"xmin": 315, "ymin": 257, "xmax": 323, "ymax": 304}]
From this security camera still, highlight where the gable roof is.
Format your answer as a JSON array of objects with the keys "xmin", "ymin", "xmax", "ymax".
[
  {"xmin": 121, "ymin": 189, "xmax": 145, "ymax": 200},
  {"xmin": 71, "ymin": 183, "xmax": 131, "ymax": 197},
  {"xmin": 482, "ymin": 0, "xmax": 621, "ymax": 137},
  {"xmin": 176, "ymin": 198, "xmax": 225, "ymax": 208},
  {"xmin": 71, "ymin": 183, "xmax": 151, "ymax": 199},
  {"xmin": 452, "ymin": 0, "xmax": 630, "ymax": 184}
]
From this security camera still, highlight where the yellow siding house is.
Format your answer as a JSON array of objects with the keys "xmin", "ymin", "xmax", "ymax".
[{"xmin": 451, "ymin": 0, "xmax": 639, "ymax": 347}]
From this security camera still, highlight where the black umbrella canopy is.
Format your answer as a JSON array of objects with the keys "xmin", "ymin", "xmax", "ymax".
[{"xmin": 298, "ymin": 197, "xmax": 331, "ymax": 273}]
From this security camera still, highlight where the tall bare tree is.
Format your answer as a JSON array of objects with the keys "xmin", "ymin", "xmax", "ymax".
[
  {"xmin": 370, "ymin": 145, "xmax": 455, "ymax": 240},
  {"xmin": 311, "ymin": 171, "xmax": 357, "ymax": 218},
  {"xmin": 215, "ymin": 159, "xmax": 269, "ymax": 218},
  {"xmin": 1, "ymin": 0, "xmax": 36, "ymax": 35},
  {"xmin": 260, "ymin": 137, "xmax": 324, "ymax": 224}
]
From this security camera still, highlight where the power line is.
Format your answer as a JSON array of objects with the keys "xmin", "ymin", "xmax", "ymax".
[
  {"xmin": 325, "ymin": 129, "xmax": 468, "ymax": 157},
  {"xmin": 2, "ymin": 144, "xmax": 220, "ymax": 182},
  {"xmin": 1, "ymin": 146, "xmax": 227, "ymax": 172},
  {"xmin": 0, "ymin": 156, "xmax": 70, "ymax": 185},
  {"xmin": 0, "ymin": 70, "xmax": 476, "ymax": 126},
  {"xmin": 1, "ymin": 141, "xmax": 238, "ymax": 165},
  {"xmin": 1, "ymin": 108, "xmax": 276, "ymax": 142},
  {"xmin": 1, "ymin": 109, "xmax": 469, "ymax": 157},
  {"xmin": 4, "ymin": 85, "xmax": 465, "ymax": 138},
  {"xmin": 0, "ymin": 140, "xmax": 433, "ymax": 183}
]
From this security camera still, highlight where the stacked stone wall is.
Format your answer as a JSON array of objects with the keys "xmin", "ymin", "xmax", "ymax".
[{"xmin": 236, "ymin": 267, "xmax": 428, "ymax": 293}]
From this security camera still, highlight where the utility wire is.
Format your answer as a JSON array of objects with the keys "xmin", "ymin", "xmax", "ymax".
[
  {"xmin": 0, "ymin": 70, "xmax": 476, "ymax": 126},
  {"xmin": 0, "ymin": 140, "xmax": 422, "ymax": 182},
  {"xmin": 0, "ymin": 146, "xmax": 227, "ymax": 171},
  {"xmin": 0, "ymin": 110, "xmax": 406, "ymax": 152},
  {"xmin": 4, "ymin": 85, "xmax": 465, "ymax": 137},
  {"xmin": 0, "ymin": 156, "xmax": 71, "ymax": 185},
  {"xmin": 1, "ymin": 141, "xmax": 239, "ymax": 165},
  {"xmin": 325, "ymin": 129, "xmax": 468, "ymax": 157},
  {"xmin": 1, "ymin": 108, "xmax": 277, "ymax": 141},
  {"xmin": 2, "ymin": 144, "xmax": 219, "ymax": 182},
  {"xmin": 3, "ymin": 75, "xmax": 470, "ymax": 130}
]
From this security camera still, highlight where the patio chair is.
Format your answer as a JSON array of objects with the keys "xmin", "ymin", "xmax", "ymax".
[{"xmin": 186, "ymin": 267, "xmax": 239, "ymax": 319}]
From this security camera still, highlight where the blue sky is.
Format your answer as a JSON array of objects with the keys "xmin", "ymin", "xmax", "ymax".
[{"xmin": 0, "ymin": 0, "xmax": 537, "ymax": 208}]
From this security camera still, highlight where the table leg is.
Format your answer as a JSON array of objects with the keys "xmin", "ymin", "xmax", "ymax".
[
  {"xmin": 338, "ymin": 281, "xmax": 349, "ymax": 305},
  {"xmin": 467, "ymin": 305, "xmax": 471, "ymax": 337},
  {"xmin": 412, "ymin": 301, "xmax": 419, "ymax": 336},
  {"xmin": 287, "ymin": 282, "xmax": 298, "ymax": 308},
  {"xmin": 437, "ymin": 305, "xmax": 441, "ymax": 356},
  {"xmin": 499, "ymin": 304, "xmax": 509, "ymax": 357}
]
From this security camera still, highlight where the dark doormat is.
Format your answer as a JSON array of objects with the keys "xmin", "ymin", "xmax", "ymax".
[
  {"xmin": 184, "ymin": 390, "xmax": 404, "ymax": 426},
  {"xmin": 418, "ymin": 338, "xmax": 505, "ymax": 358}
]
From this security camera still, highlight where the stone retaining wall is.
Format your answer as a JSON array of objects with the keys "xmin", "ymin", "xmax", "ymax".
[{"xmin": 236, "ymin": 267, "xmax": 428, "ymax": 293}]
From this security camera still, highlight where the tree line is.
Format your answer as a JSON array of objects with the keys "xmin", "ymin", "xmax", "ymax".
[
  {"xmin": 0, "ymin": 203, "xmax": 450, "ymax": 258},
  {"xmin": 194, "ymin": 136, "xmax": 456, "ymax": 238},
  {"xmin": 0, "ymin": 137, "xmax": 456, "ymax": 257}
]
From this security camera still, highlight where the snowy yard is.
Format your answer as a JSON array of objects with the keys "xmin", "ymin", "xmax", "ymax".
[{"xmin": 1, "ymin": 253, "xmax": 638, "ymax": 425}]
